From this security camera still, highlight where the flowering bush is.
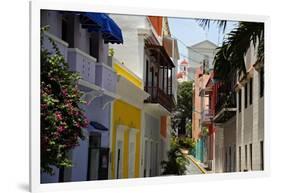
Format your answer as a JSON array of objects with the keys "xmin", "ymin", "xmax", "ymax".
[
  {"xmin": 40, "ymin": 27, "xmax": 88, "ymax": 174},
  {"xmin": 161, "ymin": 139, "xmax": 189, "ymax": 175},
  {"xmin": 161, "ymin": 136, "xmax": 196, "ymax": 175}
]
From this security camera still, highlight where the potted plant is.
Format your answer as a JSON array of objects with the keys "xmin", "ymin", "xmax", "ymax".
[{"xmin": 108, "ymin": 48, "xmax": 114, "ymax": 67}]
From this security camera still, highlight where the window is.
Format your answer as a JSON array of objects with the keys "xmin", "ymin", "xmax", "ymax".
[
  {"xmin": 250, "ymin": 143, "xmax": 253, "ymax": 170},
  {"xmin": 260, "ymin": 67, "xmax": 264, "ymax": 98},
  {"xmin": 260, "ymin": 141, "xmax": 264, "ymax": 170},
  {"xmin": 244, "ymin": 83, "xmax": 248, "ymax": 109},
  {"xmin": 245, "ymin": 145, "xmax": 248, "ymax": 171},
  {"xmin": 250, "ymin": 78, "xmax": 253, "ymax": 105},
  {"xmin": 238, "ymin": 89, "xmax": 242, "ymax": 112}
]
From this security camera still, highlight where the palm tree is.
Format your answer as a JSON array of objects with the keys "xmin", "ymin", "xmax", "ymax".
[{"xmin": 198, "ymin": 19, "xmax": 264, "ymax": 80}]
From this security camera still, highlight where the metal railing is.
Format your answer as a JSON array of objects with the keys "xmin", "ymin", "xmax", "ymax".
[{"xmin": 144, "ymin": 86, "xmax": 175, "ymax": 112}]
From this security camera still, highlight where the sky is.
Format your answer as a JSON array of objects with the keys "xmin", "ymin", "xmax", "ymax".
[{"xmin": 168, "ymin": 17, "xmax": 238, "ymax": 60}]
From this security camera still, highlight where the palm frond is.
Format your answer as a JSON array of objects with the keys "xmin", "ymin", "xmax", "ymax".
[
  {"xmin": 213, "ymin": 21, "xmax": 264, "ymax": 80},
  {"xmin": 197, "ymin": 19, "xmax": 228, "ymax": 33}
]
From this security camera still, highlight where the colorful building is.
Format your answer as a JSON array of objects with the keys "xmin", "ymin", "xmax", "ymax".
[
  {"xmin": 192, "ymin": 67, "xmax": 211, "ymax": 166},
  {"xmin": 110, "ymin": 62, "xmax": 148, "ymax": 179},
  {"xmin": 109, "ymin": 15, "xmax": 178, "ymax": 177},
  {"xmin": 40, "ymin": 10, "xmax": 179, "ymax": 183},
  {"xmin": 40, "ymin": 10, "xmax": 123, "ymax": 183}
]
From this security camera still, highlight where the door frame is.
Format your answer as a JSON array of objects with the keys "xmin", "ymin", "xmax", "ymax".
[{"xmin": 115, "ymin": 125, "xmax": 128, "ymax": 179}]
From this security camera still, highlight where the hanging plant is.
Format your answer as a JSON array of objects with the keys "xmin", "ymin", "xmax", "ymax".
[{"xmin": 40, "ymin": 26, "xmax": 89, "ymax": 175}]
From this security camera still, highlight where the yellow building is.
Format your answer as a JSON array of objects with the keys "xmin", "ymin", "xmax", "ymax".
[{"xmin": 110, "ymin": 62, "xmax": 148, "ymax": 179}]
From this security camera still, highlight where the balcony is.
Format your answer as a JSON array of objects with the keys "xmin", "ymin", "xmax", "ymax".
[
  {"xmin": 144, "ymin": 44, "xmax": 176, "ymax": 113},
  {"xmin": 202, "ymin": 109, "xmax": 213, "ymax": 126},
  {"xmin": 212, "ymin": 70, "xmax": 237, "ymax": 123},
  {"xmin": 68, "ymin": 48, "xmax": 117, "ymax": 96},
  {"xmin": 68, "ymin": 48, "xmax": 96, "ymax": 84},
  {"xmin": 42, "ymin": 32, "xmax": 68, "ymax": 59},
  {"xmin": 213, "ymin": 91, "xmax": 236, "ymax": 123},
  {"xmin": 144, "ymin": 86, "xmax": 175, "ymax": 113},
  {"xmin": 95, "ymin": 63, "xmax": 117, "ymax": 93}
]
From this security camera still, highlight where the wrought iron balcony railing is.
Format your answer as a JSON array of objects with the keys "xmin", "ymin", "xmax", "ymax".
[{"xmin": 144, "ymin": 86, "xmax": 175, "ymax": 112}]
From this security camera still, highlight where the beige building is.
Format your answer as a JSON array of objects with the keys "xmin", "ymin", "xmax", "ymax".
[
  {"xmin": 212, "ymin": 43, "xmax": 264, "ymax": 173},
  {"xmin": 235, "ymin": 44, "xmax": 264, "ymax": 172}
]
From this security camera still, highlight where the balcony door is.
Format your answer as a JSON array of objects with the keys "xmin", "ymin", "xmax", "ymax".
[
  {"xmin": 89, "ymin": 32, "xmax": 100, "ymax": 61},
  {"xmin": 61, "ymin": 14, "xmax": 74, "ymax": 48},
  {"xmin": 145, "ymin": 58, "xmax": 158, "ymax": 99}
]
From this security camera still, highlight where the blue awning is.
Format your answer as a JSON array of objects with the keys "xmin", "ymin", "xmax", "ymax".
[
  {"xmin": 89, "ymin": 121, "xmax": 108, "ymax": 131},
  {"xmin": 80, "ymin": 12, "xmax": 123, "ymax": 44}
]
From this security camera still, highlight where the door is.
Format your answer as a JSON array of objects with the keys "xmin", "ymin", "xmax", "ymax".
[
  {"xmin": 128, "ymin": 129, "xmax": 137, "ymax": 178},
  {"xmin": 144, "ymin": 140, "xmax": 148, "ymax": 177},
  {"xmin": 154, "ymin": 143, "xmax": 159, "ymax": 176},
  {"xmin": 150, "ymin": 141, "xmax": 153, "ymax": 176},
  {"xmin": 87, "ymin": 132, "xmax": 101, "ymax": 181},
  {"xmin": 128, "ymin": 141, "xmax": 136, "ymax": 178},
  {"xmin": 88, "ymin": 148, "xmax": 99, "ymax": 180},
  {"xmin": 98, "ymin": 148, "xmax": 109, "ymax": 180},
  {"xmin": 116, "ymin": 140, "xmax": 123, "ymax": 179}
]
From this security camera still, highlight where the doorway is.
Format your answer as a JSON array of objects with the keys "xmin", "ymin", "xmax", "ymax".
[
  {"xmin": 116, "ymin": 140, "xmax": 123, "ymax": 179},
  {"xmin": 87, "ymin": 132, "xmax": 101, "ymax": 181}
]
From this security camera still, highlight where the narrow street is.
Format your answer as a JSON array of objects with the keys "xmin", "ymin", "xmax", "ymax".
[{"xmin": 40, "ymin": 10, "xmax": 264, "ymax": 183}]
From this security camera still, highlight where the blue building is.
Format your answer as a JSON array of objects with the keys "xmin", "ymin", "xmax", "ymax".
[{"xmin": 40, "ymin": 10, "xmax": 123, "ymax": 183}]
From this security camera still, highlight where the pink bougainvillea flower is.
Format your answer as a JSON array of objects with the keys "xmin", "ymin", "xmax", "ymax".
[
  {"xmin": 61, "ymin": 88, "xmax": 68, "ymax": 97},
  {"xmin": 57, "ymin": 125, "xmax": 65, "ymax": 133},
  {"xmin": 55, "ymin": 111, "xmax": 63, "ymax": 121}
]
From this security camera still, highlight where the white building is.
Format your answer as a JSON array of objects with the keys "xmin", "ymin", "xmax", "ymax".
[
  {"xmin": 176, "ymin": 59, "xmax": 189, "ymax": 83},
  {"xmin": 187, "ymin": 40, "xmax": 217, "ymax": 81}
]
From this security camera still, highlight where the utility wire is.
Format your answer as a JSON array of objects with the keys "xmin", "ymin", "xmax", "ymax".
[
  {"xmin": 179, "ymin": 52, "xmax": 202, "ymax": 64},
  {"xmin": 171, "ymin": 34, "xmax": 211, "ymax": 58}
]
